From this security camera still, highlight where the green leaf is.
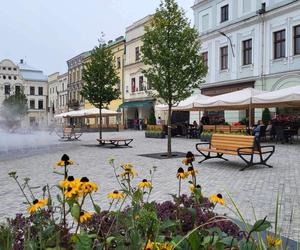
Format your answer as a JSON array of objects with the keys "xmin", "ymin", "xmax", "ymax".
[
  {"xmin": 187, "ymin": 230, "xmax": 202, "ymax": 250},
  {"xmin": 106, "ymin": 237, "xmax": 115, "ymax": 244},
  {"xmin": 71, "ymin": 204, "xmax": 80, "ymax": 219},
  {"xmin": 93, "ymin": 203, "xmax": 101, "ymax": 214},
  {"xmin": 75, "ymin": 232, "xmax": 92, "ymax": 250},
  {"xmin": 160, "ymin": 219, "xmax": 178, "ymax": 230},
  {"xmin": 239, "ymin": 240, "xmax": 257, "ymax": 250},
  {"xmin": 252, "ymin": 217, "xmax": 271, "ymax": 232}
]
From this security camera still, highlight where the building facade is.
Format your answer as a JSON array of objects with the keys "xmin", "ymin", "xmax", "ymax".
[
  {"xmin": 67, "ymin": 51, "xmax": 90, "ymax": 111},
  {"xmin": 122, "ymin": 15, "xmax": 155, "ymax": 129},
  {"xmin": 192, "ymin": 0, "xmax": 300, "ymax": 123},
  {"xmin": 48, "ymin": 72, "xmax": 68, "ymax": 124},
  {"xmin": 19, "ymin": 60, "xmax": 48, "ymax": 128}
]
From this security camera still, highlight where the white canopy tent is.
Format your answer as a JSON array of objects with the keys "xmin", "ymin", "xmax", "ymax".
[
  {"xmin": 194, "ymin": 88, "xmax": 266, "ymax": 110},
  {"xmin": 252, "ymin": 85, "xmax": 300, "ymax": 108},
  {"xmin": 54, "ymin": 108, "xmax": 121, "ymax": 118},
  {"xmin": 155, "ymin": 93, "xmax": 210, "ymax": 111}
]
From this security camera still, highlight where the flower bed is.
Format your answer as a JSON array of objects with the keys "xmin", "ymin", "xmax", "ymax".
[{"xmin": 0, "ymin": 153, "xmax": 284, "ymax": 249}]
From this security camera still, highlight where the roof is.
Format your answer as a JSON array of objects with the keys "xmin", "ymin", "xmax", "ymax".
[{"xmin": 18, "ymin": 62, "xmax": 47, "ymax": 81}]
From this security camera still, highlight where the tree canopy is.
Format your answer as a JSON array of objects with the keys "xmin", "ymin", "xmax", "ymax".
[
  {"xmin": 81, "ymin": 40, "xmax": 120, "ymax": 139},
  {"xmin": 1, "ymin": 91, "xmax": 28, "ymax": 127},
  {"xmin": 142, "ymin": 0, "xmax": 207, "ymax": 156}
]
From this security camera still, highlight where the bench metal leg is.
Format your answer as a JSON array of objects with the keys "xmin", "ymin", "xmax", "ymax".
[
  {"xmin": 198, "ymin": 152, "xmax": 228, "ymax": 164},
  {"xmin": 238, "ymin": 150, "xmax": 274, "ymax": 171}
]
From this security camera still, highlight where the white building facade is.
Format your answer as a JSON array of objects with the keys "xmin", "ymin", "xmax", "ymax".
[
  {"xmin": 122, "ymin": 15, "xmax": 155, "ymax": 129},
  {"xmin": 192, "ymin": 0, "xmax": 300, "ymax": 123},
  {"xmin": 48, "ymin": 72, "xmax": 68, "ymax": 124},
  {"xmin": 0, "ymin": 59, "xmax": 48, "ymax": 129}
]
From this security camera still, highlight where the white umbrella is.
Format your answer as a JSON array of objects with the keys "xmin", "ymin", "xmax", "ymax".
[
  {"xmin": 155, "ymin": 93, "xmax": 210, "ymax": 111},
  {"xmin": 194, "ymin": 88, "xmax": 265, "ymax": 110},
  {"xmin": 252, "ymin": 85, "xmax": 300, "ymax": 107}
]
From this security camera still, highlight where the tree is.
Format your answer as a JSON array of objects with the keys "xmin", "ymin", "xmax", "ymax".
[
  {"xmin": 81, "ymin": 40, "xmax": 120, "ymax": 139},
  {"xmin": 1, "ymin": 91, "xmax": 28, "ymax": 128},
  {"xmin": 262, "ymin": 108, "xmax": 271, "ymax": 125},
  {"xmin": 142, "ymin": 0, "xmax": 207, "ymax": 157}
]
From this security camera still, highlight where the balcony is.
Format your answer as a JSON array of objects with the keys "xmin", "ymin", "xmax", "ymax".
[{"xmin": 68, "ymin": 99, "xmax": 80, "ymax": 110}]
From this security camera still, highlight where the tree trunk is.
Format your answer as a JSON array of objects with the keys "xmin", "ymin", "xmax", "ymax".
[
  {"xmin": 99, "ymin": 107, "xmax": 102, "ymax": 139},
  {"xmin": 167, "ymin": 104, "xmax": 172, "ymax": 157}
]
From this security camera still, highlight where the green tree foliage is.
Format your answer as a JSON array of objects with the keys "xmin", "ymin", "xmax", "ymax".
[
  {"xmin": 1, "ymin": 91, "xmax": 28, "ymax": 128},
  {"xmin": 262, "ymin": 108, "xmax": 271, "ymax": 125},
  {"xmin": 142, "ymin": 0, "xmax": 207, "ymax": 156},
  {"xmin": 148, "ymin": 111, "xmax": 157, "ymax": 125},
  {"xmin": 81, "ymin": 40, "xmax": 120, "ymax": 139}
]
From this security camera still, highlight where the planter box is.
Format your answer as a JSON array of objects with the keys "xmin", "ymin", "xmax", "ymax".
[{"xmin": 145, "ymin": 131, "xmax": 166, "ymax": 138}]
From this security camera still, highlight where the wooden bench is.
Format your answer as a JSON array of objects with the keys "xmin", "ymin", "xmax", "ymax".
[
  {"xmin": 203, "ymin": 125, "xmax": 216, "ymax": 132},
  {"xmin": 195, "ymin": 134, "xmax": 275, "ymax": 171},
  {"xmin": 216, "ymin": 125, "xmax": 231, "ymax": 133},
  {"xmin": 96, "ymin": 138, "xmax": 133, "ymax": 147},
  {"xmin": 59, "ymin": 127, "xmax": 82, "ymax": 141}
]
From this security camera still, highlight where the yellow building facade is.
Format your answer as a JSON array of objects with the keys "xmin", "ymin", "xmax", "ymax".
[{"xmin": 84, "ymin": 36, "xmax": 126, "ymax": 127}]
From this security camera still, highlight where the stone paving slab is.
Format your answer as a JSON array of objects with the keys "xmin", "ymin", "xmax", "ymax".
[{"xmin": 0, "ymin": 130, "xmax": 299, "ymax": 241}]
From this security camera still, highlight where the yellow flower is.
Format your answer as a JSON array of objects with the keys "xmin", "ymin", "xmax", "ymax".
[
  {"xmin": 186, "ymin": 166, "xmax": 198, "ymax": 176},
  {"xmin": 59, "ymin": 176, "xmax": 80, "ymax": 189},
  {"xmin": 138, "ymin": 179, "xmax": 152, "ymax": 189},
  {"xmin": 176, "ymin": 167, "xmax": 187, "ymax": 179},
  {"xmin": 64, "ymin": 186, "xmax": 79, "ymax": 198},
  {"xmin": 182, "ymin": 151, "xmax": 195, "ymax": 165},
  {"xmin": 107, "ymin": 190, "xmax": 125, "ymax": 199},
  {"xmin": 79, "ymin": 177, "xmax": 98, "ymax": 194},
  {"xmin": 120, "ymin": 164, "xmax": 138, "ymax": 178},
  {"xmin": 55, "ymin": 154, "xmax": 74, "ymax": 167},
  {"xmin": 143, "ymin": 239, "xmax": 154, "ymax": 250},
  {"xmin": 189, "ymin": 184, "xmax": 201, "ymax": 193},
  {"xmin": 79, "ymin": 211, "xmax": 92, "ymax": 223},
  {"xmin": 158, "ymin": 242, "xmax": 174, "ymax": 250},
  {"xmin": 27, "ymin": 199, "xmax": 48, "ymax": 214},
  {"xmin": 209, "ymin": 193, "xmax": 225, "ymax": 205},
  {"xmin": 267, "ymin": 234, "xmax": 282, "ymax": 247}
]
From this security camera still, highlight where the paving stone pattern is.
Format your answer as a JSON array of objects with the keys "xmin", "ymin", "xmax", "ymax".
[{"xmin": 0, "ymin": 131, "xmax": 299, "ymax": 241}]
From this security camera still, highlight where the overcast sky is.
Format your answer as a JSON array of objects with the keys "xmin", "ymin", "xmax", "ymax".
[{"xmin": 0, "ymin": 0, "xmax": 194, "ymax": 76}]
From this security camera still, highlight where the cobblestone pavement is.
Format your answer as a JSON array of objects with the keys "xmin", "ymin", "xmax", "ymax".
[{"xmin": 0, "ymin": 130, "xmax": 299, "ymax": 241}]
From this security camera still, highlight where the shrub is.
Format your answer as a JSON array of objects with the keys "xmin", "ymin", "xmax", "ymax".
[{"xmin": 262, "ymin": 108, "xmax": 271, "ymax": 125}]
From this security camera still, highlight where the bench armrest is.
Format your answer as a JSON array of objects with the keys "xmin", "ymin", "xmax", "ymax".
[
  {"xmin": 196, "ymin": 142, "xmax": 211, "ymax": 149},
  {"xmin": 259, "ymin": 145, "xmax": 275, "ymax": 153}
]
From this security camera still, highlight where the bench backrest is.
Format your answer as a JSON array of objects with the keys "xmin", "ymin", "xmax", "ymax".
[
  {"xmin": 211, "ymin": 134, "xmax": 255, "ymax": 152},
  {"xmin": 203, "ymin": 125, "xmax": 216, "ymax": 132},
  {"xmin": 230, "ymin": 125, "xmax": 247, "ymax": 133},
  {"xmin": 216, "ymin": 125, "xmax": 230, "ymax": 133},
  {"xmin": 64, "ymin": 128, "xmax": 73, "ymax": 135}
]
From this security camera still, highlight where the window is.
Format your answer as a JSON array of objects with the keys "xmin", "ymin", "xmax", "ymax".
[
  {"xmin": 76, "ymin": 70, "xmax": 80, "ymax": 81},
  {"xmin": 220, "ymin": 5, "xmax": 229, "ymax": 23},
  {"xmin": 2, "ymin": 67, "xmax": 6, "ymax": 70},
  {"xmin": 62, "ymin": 83, "xmax": 64, "ymax": 91},
  {"xmin": 13, "ymin": 68, "xmax": 17, "ymax": 71},
  {"xmin": 38, "ymin": 100, "xmax": 43, "ymax": 110},
  {"xmin": 14, "ymin": 76, "xmax": 17, "ymax": 80},
  {"xmin": 139, "ymin": 76, "xmax": 144, "ymax": 91},
  {"xmin": 294, "ymin": 25, "xmax": 300, "ymax": 55},
  {"xmin": 8, "ymin": 67, "xmax": 11, "ymax": 71},
  {"xmin": 274, "ymin": 30, "xmax": 285, "ymax": 59},
  {"xmin": 30, "ymin": 86, "xmax": 35, "ymax": 95},
  {"xmin": 117, "ymin": 57, "xmax": 121, "ymax": 69},
  {"xmin": 131, "ymin": 78, "xmax": 136, "ymax": 92},
  {"xmin": 4, "ymin": 85, "xmax": 10, "ymax": 95},
  {"xmin": 38, "ymin": 87, "xmax": 43, "ymax": 95},
  {"xmin": 202, "ymin": 52, "xmax": 208, "ymax": 67},
  {"xmin": 8, "ymin": 76, "xmax": 11, "ymax": 80},
  {"xmin": 242, "ymin": 39, "xmax": 252, "ymax": 65},
  {"xmin": 135, "ymin": 47, "xmax": 140, "ymax": 62},
  {"xmin": 3, "ymin": 75, "xmax": 6, "ymax": 80},
  {"xmin": 220, "ymin": 46, "xmax": 228, "ymax": 70},
  {"xmin": 15, "ymin": 86, "xmax": 21, "ymax": 94},
  {"xmin": 30, "ymin": 100, "xmax": 35, "ymax": 109}
]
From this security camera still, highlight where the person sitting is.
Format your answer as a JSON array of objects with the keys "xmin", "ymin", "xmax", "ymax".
[
  {"xmin": 266, "ymin": 121, "xmax": 274, "ymax": 140},
  {"xmin": 156, "ymin": 116, "xmax": 162, "ymax": 125}
]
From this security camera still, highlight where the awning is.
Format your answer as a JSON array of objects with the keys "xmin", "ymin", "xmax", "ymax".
[{"xmin": 119, "ymin": 100, "xmax": 153, "ymax": 109}]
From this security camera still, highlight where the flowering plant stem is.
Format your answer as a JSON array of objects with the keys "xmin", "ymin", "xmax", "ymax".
[{"xmin": 11, "ymin": 175, "xmax": 31, "ymax": 205}]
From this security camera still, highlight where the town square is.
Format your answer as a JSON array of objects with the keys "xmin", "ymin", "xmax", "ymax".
[{"xmin": 1, "ymin": 0, "xmax": 300, "ymax": 249}]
